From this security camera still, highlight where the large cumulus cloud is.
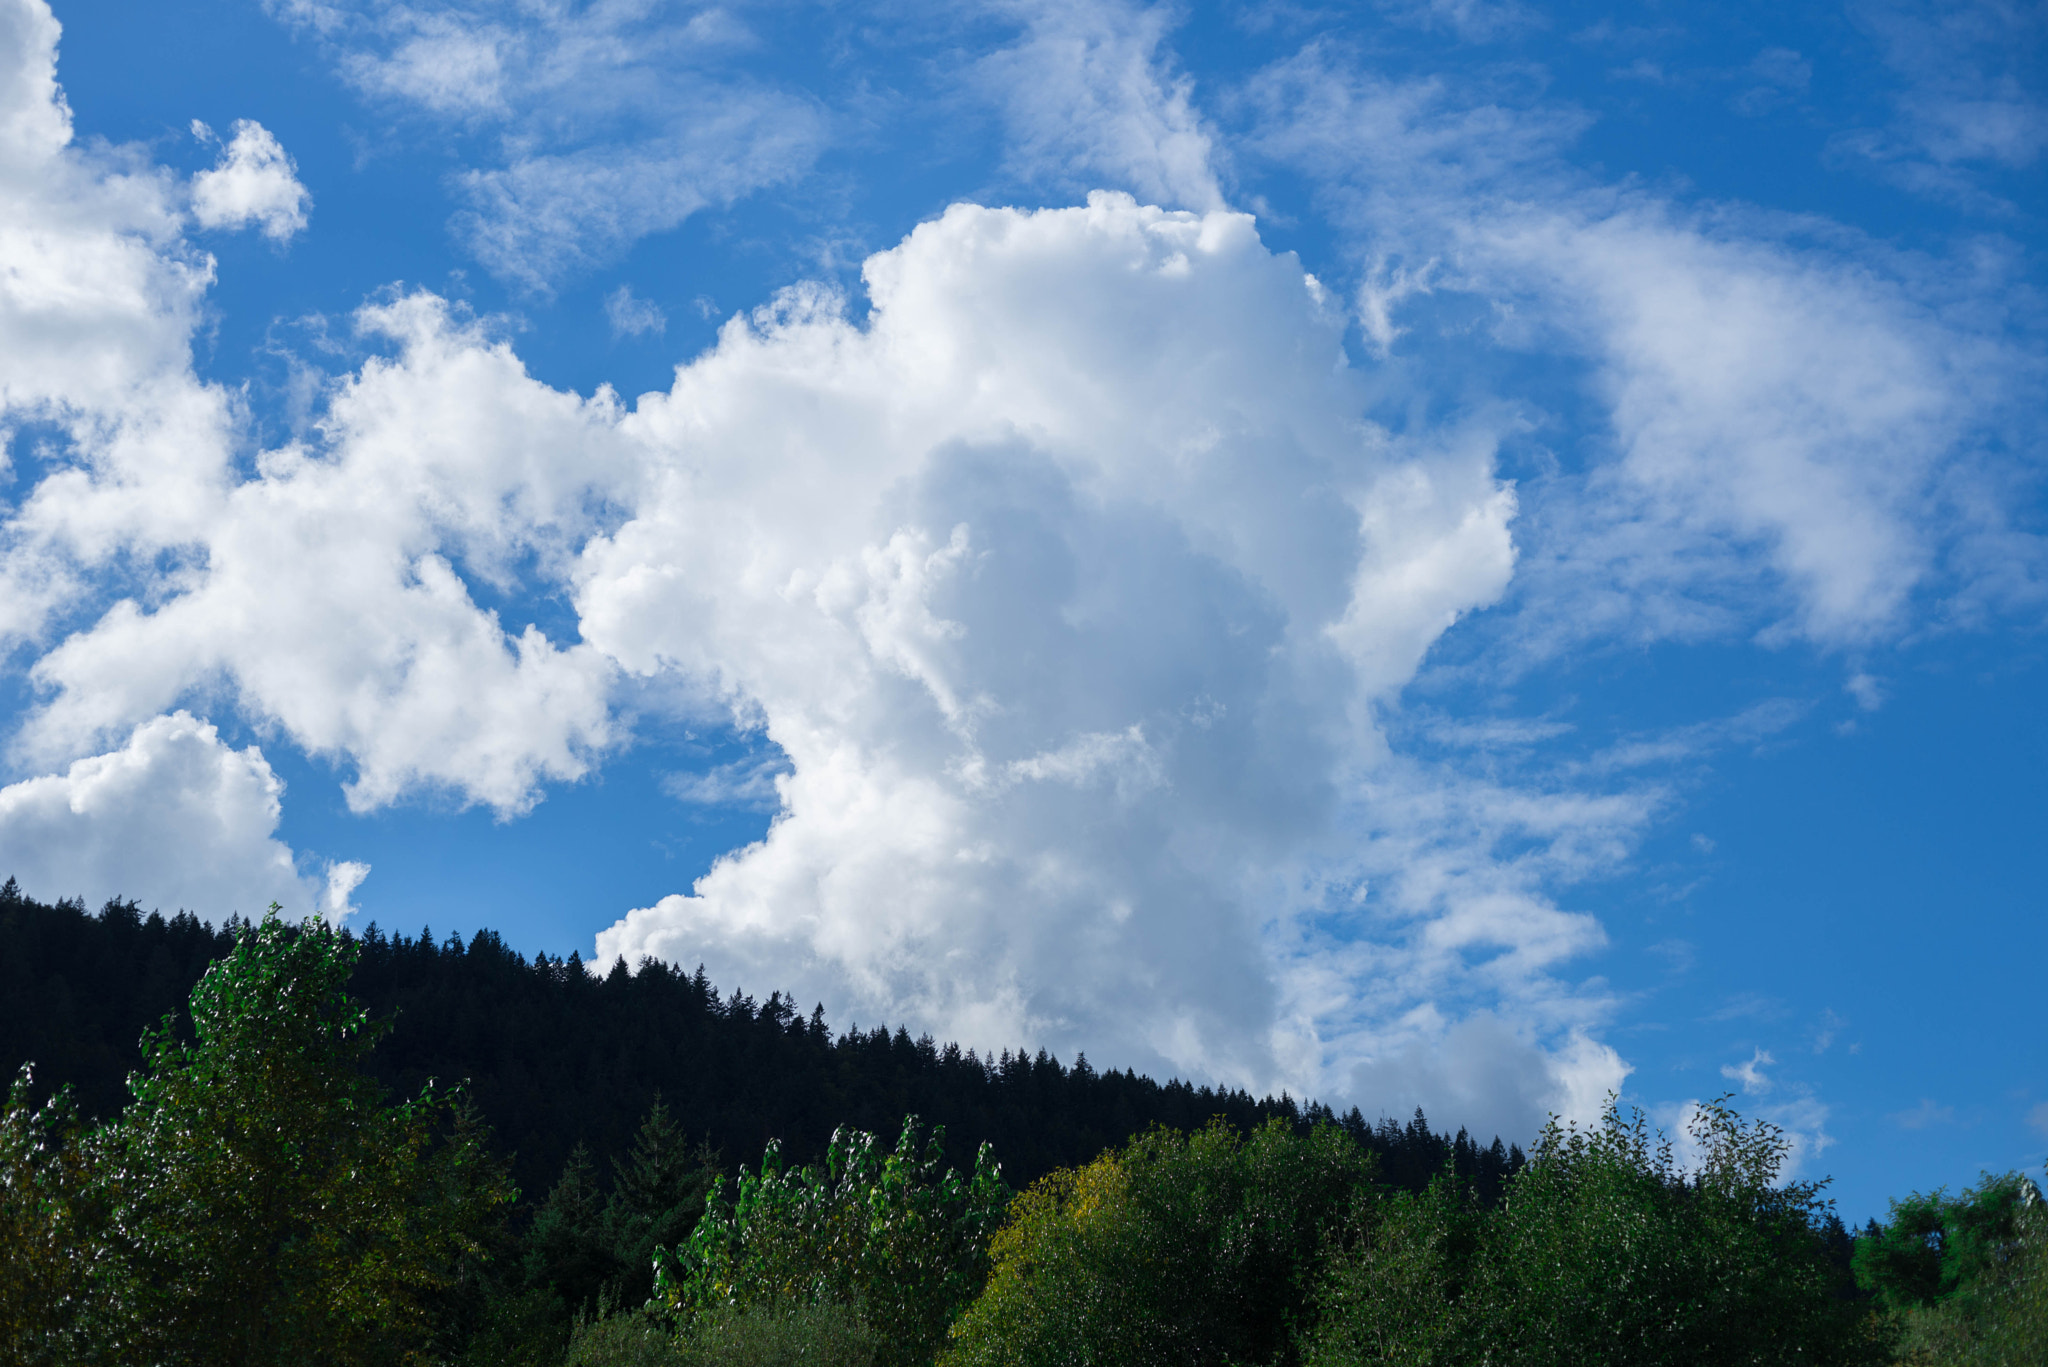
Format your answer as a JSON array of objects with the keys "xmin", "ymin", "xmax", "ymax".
[{"xmin": 580, "ymin": 193, "xmax": 1603, "ymax": 1104}]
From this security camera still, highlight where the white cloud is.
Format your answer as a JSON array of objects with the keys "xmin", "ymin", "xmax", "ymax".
[
  {"xmin": 1891, "ymin": 1098, "xmax": 1955, "ymax": 1130},
  {"xmin": 451, "ymin": 105, "xmax": 828, "ymax": 290},
  {"xmin": 0, "ymin": 3, "xmax": 631, "ymax": 811},
  {"xmin": 264, "ymin": 0, "xmax": 825, "ymax": 288},
  {"xmin": 1477, "ymin": 204, "xmax": 1979, "ymax": 644},
  {"xmin": 1845, "ymin": 672, "xmax": 1885, "ymax": 711},
  {"xmin": 0, "ymin": 711, "xmax": 350, "ymax": 919},
  {"xmin": 1721, "ymin": 1046, "xmax": 1776, "ymax": 1093},
  {"xmin": 0, "ymin": 0, "xmax": 230, "ymax": 649},
  {"xmin": 0, "ymin": 4, "xmax": 368, "ymax": 919},
  {"xmin": 605, "ymin": 284, "xmax": 666, "ymax": 339},
  {"xmin": 0, "ymin": 0, "xmax": 67, "ymax": 161},
  {"xmin": 190, "ymin": 119, "xmax": 310, "ymax": 242},
  {"xmin": 321, "ymin": 857, "xmax": 370, "ymax": 917},
  {"xmin": 1837, "ymin": 0, "xmax": 2047, "ymax": 206},
  {"xmin": 1335, "ymin": 1015, "xmax": 1623, "ymax": 1141},
  {"xmin": 663, "ymin": 751, "xmax": 791, "ymax": 812},
  {"xmin": 1812, "ymin": 1007, "xmax": 1846, "ymax": 1053},
  {"xmin": 18, "ymin": 293, "xmax": 631, "ymax": 812},
  {"xmin": 973, "ymin": 0, "xmax": 1225, "ymax": 211},
  {"xmin": 573, "ymin": 192, "xmax": 1630, "ymax": 1125},
  {"xmin": 1238, "ymin": 42, "xmax": 2039, "ymax": 657}
]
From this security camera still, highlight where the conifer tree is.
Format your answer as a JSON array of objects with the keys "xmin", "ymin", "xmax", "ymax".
[
  {"xmin": 603, "ymin": 1098, "xmax": 718, "ymax": 1305},
  {"xmin": 524, "ymin": 1144, "xmax": 620, "ymax": 1315}
]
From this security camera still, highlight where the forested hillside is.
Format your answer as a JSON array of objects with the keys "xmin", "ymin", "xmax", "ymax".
[
  {"xmin": 0, "ymin": 880, "xmax": 1523, "ymax": 1202},
  {"xmin": 7, "ymin": 893, "xmax": 2044, "ymax": 1366}
]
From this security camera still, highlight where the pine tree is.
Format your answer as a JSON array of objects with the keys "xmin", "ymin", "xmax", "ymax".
[
  {"xmin": 523, "ymin": 1144, "xmax": 618, "ymax": 1315},
  {"xmin": 604, "ymin": 1098, "xmax": 719, "ymax": 1305}
]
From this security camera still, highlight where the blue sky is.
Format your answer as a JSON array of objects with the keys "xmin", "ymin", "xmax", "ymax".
[{"xmin": 0, "ymin": 0, "xmax": 2042, "ymax": 1222}]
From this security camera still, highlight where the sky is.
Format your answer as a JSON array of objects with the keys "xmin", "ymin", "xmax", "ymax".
[{"xmin": 0, "ymin": 0, "xmax": 2042, "ymax": 1223}]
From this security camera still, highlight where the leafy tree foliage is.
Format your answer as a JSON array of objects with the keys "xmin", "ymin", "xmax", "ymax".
[
  {"xmin": 1306, "ymin": 1097, "xmax": 1876, "ymax": 1367},
  {"xmin": 1857, "ymin": 1170, "xmax": 2048, "ymax": 1365},
  {"xmin": 0, "ymin": 1067, "xmax": 102, "ymax": 1364},
  {"xmin": 1, "ymin": 906, "xmax": 520, "ymax": 1366},
  {"xmin": 1304, "ymin": 1171, "xmax": 1478, "ymax": 1367},
  {"xmin": 1855, "ymin": 1171, "xmax": 2038, "ymax": 1314},
  {"xmin": 656, "ymin": 1117, "xmax": 1007, "ymax": 1367},
  {"xmin": 96, "ymin": 907, "xmax": 518, "ymax": 1365},
  {"xmin": 943, "ymin": 1119, "xmax": 1377, "ymax": 1367}
]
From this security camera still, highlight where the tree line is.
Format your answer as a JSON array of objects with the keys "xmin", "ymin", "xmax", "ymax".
[
  {"xmin": 0, "ymin": 880, "xmax": 1525, "ymax": 1201},
  {"xmin": 3, "ymin": 888, "xmax": 2043, "ymax": 1365}
]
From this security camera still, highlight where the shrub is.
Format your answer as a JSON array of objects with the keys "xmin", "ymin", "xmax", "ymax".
[{"xmin": 568, "ymin": 1302, "xmax": 875, "ymax": 1367}]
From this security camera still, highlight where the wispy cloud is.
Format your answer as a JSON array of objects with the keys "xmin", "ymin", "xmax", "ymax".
[
  {"xmin": 1708, "ymin": 994, "xmax": 1790, "ymax": 1024},
  {"xmin": 1813, "ymin": 1009, "xmax": 1847, "ymax": 1054},
  {"xmin": 265, "ymin": 0, "xmax": 826, "ymax": 288},
  {"xmin": 1722, "ymin": 1046, "xmax": 1776, "ymax": 1093},
  {"xmin": 604, "ymin": 285, "xmax": 666, "ymax": 339},
  {"xmin": 1834, "ymin": 0, "xmax": 2048, "ymax": 209},
  {"xmin": 972, "ymin": 0, "xmax": 1224, "ymax": 211},
  {"xmin": 1891, "ymin": 1098, "xmax": 1956, "ymax": 1130},
  {"xmin": 662, "ymin": 752, "xmax": 791, "ymax": 813},
  {"xmin": 1235, "ymin": 37, "xmax": 2045, "ymax": 661}
]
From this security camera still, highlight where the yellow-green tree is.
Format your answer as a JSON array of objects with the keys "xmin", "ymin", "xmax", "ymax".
[{"xmin": 943, "ymin": 1118, "xmax": 1377, "ymax": 1367}]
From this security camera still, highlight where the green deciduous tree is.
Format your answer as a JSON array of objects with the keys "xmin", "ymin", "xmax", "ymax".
[
  {"xmin": 566, "ymin": 1301, "xmax": 876, "ymax": 1367},
  {"xmin": 1303, "ymin": 1171, "xmax": 1479, "ymax": 1367},
  {"xmin": 1307, "ymin": 1097, "xmax": 1875, "ymax": 1367},
  {"xmin": 655, "ymin": 1115, "xmax": 1007, "ymax": 1367},
  {"xmin": 1858, "ymin": 1169, "xmax": 2048, "ymax": 1364},
  {"xmin": 0, "ymin": 1067, "xmax": 104, "ymax": 1365},
  {"xmin": 90, "ymin": 906, "xmax": 517, "ymax": 1366},
  {"xmin": 1855, "ymin": 1171, "xmax": 2038, "ymax": 1314}
]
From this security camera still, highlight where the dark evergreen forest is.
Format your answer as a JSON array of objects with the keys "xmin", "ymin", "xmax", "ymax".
[{"xmin": 0, "ymin": 880, "xmax": 1523, "ymax": 1206}]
